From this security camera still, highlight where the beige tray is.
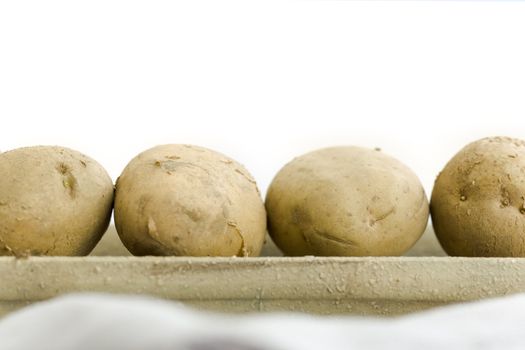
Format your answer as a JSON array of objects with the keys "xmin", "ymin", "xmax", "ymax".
[{"xmin": 1, "ymin": 227, "xmax": 524, "ymax": 318}]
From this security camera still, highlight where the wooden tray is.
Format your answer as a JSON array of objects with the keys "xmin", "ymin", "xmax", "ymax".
[{"xmin": 2, "ymin": 227, "xmax": 524, "ymax": 317}]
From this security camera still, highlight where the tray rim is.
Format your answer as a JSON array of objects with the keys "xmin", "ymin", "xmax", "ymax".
[{"xmin": 2, "ymin": 255, "xmax": 525, "ymax": 316}]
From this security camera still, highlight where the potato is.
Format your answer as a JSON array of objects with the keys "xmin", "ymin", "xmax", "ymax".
[
  {"xmin": 0, "ymin": 146, "xmax": 114, "ymax": 256},
  {"xmin": 431, "ymin": 136, "xmax": 525, "ymax": 257},
  {"xmin": 265, "ymin": 146, "xmax": 429, "ymax": 256},
  {"xmin": 114, "ymin": 145, "xmax": 266, "ymax": 257}
]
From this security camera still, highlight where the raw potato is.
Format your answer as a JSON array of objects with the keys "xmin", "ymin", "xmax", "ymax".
[
  {"xmin": 0, "ymin": 146, "xmax": 114, "ymax": 256},
  {"xmin": 431, "ymin": 136, "xmax": 525, "ymax": 257},
  {"xmin": 266, "ymin": 146, "xmax": 429, "ymax": 256},
  {"xmin": 114, "ymin": 145, "xmax": 266, "ymax": 257}
]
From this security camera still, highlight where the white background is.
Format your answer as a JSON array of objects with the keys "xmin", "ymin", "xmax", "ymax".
[{"xmin": 1, "ymin": 0, "xmax": 524, "ymax": 197}]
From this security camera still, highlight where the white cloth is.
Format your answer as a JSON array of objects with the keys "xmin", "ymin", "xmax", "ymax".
[{"xmin": 1, "ymin": 293, "xmax": 524, "ymax": 350}]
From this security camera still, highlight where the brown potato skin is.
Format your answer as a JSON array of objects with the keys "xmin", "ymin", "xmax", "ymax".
[
  {"xmin": 431, "ymin": 137, "xmax": 525, "ymax": 257},
  {"xmin": 114, "ymin": 145, "xmax": 266, "ymax": 257},
  {"xmin": 0, "ymin": 146, "xmax": 114, "ymax": 256},
  {"xmin": 265, "ymin": 146, "xmax": 429, "ymax": 256}
]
